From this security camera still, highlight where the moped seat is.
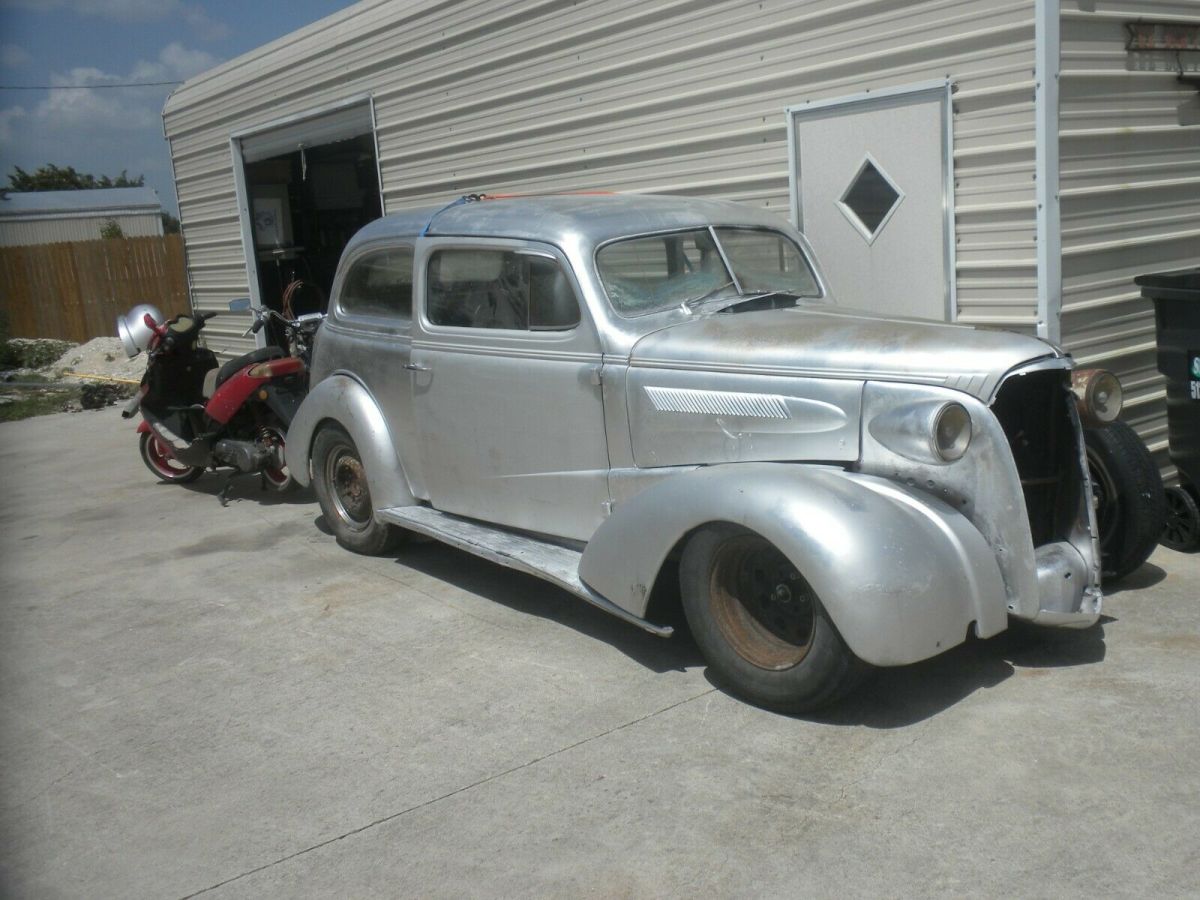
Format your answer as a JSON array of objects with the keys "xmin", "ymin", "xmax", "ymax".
[{"xmin": 213, "ymin": 346, "xmax": 285, "ymax": 391}]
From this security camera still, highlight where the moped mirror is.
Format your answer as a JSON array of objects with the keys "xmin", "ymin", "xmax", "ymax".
[{"xmin": 228, "ymin": 298, "xmax": 251, "ymax": 312}]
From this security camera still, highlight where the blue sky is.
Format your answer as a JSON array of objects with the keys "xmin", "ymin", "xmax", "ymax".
[{"xmin": 0, "ymin": 0, "xmax": 354, "ymax": 214}]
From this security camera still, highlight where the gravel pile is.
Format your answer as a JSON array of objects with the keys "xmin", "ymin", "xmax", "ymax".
[{"xmin": 51, "ymin": 337, "xmax": 148, "ymax": 383}]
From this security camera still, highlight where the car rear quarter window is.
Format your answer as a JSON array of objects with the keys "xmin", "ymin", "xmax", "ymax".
[
  {"xmin": 338, "ymin": 247, "xmax": 414, "ymax": 321},
  {"xmin": 426, "ymin": 248, "xmax": 580, "ymax": 331}
]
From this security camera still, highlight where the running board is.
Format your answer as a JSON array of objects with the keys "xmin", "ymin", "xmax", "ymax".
[{"xmin": 376, "ymin": 505, "xmax": 673, "ymax": 637}]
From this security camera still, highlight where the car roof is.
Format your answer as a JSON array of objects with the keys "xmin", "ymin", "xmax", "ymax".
[{"xmin": 344, "ymin": 193, "xmax": 793, "ymax": 254}]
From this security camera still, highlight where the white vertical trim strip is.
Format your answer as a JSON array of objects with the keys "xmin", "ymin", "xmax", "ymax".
[
  {"xmin": 369, "ymin": 94, "xmax": 387, "ymax": 217},
  {"xmin": 1035, "ymin": 0, "xmax": 1062, "ymax": 343},
  {"xmin": 228, "ymin": 136, "xmax": 267, "ymax": 350},
  {"xmin": 786, "ymin": 106, "xmax": 801, "ymax": 230},
  {"xmin": 941, "ymin": 81, "xmax": 958, "ymax": 323}
]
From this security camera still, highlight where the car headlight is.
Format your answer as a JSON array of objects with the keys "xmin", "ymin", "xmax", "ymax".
[
  {"xmin": 1071, "ymin": 369, "xmax": 1123, "ymax": 426},
  {"xmin": 933, "ymin": 402, "xmax": 972, "ymax": 461},
  {"xmin": 867, "ymin": 399, "xmax": 973, "ymax": 465}
]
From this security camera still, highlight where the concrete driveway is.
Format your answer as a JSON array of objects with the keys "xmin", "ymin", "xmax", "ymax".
[{"xmin": 1, "ymin": 408, "xmax": 1197, "ymax": 898}]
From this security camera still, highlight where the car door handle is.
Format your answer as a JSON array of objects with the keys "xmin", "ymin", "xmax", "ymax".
[{"xmin": 404, "ymin": 362, "xmax": 430, "ymax": 372}]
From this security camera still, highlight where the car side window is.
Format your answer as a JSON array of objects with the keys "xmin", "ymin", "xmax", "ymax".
[
  {"xmin": 427, "ymin": 248, "xmax": 581, "ymax": 331},
  {"xmin": 338, "ymin": 247, "xmax": 414, "ymax": 320}
]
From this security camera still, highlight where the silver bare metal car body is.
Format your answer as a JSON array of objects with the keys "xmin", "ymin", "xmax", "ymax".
[{"xmin": 287, "ymin": 195, "xmax": 1101, "ymax": 668}]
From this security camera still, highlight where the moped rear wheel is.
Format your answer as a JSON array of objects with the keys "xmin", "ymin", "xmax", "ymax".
[
  {"xmin": 139, "ymin": 431, "xmax": 204, "ymax": 484},
  {"xmin": 258, "ymin": 422, "xmax": 294, "ymax": 492}
]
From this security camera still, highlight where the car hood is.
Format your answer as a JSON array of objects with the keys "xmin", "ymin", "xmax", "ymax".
[{"xmin": 626, "ymin": 305, "xmax": 1062, "ymax": 401}]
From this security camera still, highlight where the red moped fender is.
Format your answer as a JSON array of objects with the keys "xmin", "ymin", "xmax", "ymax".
[
  {"xmin": 136, "ymin": 420, "xmax": 150, "ymax": 434},
  {"xmin": 205, "ymin": 357, "xmax": 304, "ymax": 424}
]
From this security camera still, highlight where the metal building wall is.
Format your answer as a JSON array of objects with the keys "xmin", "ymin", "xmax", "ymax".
[
  {"xmin": 0, "ymin": 213, "xmax": 162, "ymax": 247},
  {"xmin": 164, "ymin": 0, "xmax": 1041, "ymax": 357},
  {"xmin": 1057, "ymin": 1, "xmax": 1200, "ymax": 468}
]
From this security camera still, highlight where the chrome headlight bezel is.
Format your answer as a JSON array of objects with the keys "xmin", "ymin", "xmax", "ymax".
[
  {"xmin": 1071, "ymin": 368, "xmax": 1123, "ymax": 427},
  {"xmin": 933, "ymin": 402, "xmax": 972, "ymax": 461},
  {"xmin": 866, "ymin": 399, "xmax": 974, "ymax": 466}
]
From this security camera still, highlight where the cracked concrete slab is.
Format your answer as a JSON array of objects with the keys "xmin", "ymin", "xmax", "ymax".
[{"xmin": 1, "ymin": 408, "xmax": 1198, "ymax": 898}]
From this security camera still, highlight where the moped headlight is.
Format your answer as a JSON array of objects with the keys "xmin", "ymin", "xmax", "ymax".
[
  {"xmin": 933, "ymin": 402, "xmax": 972, "ymax": 461},
  {"xmin": 1071, "ymin": 368, "xmax": 1123, "ymax": 426}
]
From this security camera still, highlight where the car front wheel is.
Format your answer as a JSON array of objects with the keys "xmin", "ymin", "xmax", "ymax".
[{"xmin": 680, "ymin": 524, "xmax": 868, "ymax": 713}]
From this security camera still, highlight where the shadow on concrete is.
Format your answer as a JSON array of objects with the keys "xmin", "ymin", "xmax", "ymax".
[
  {"xmin": 388, "ymin": 538, "xmax": 703, "ymax": 675},
  {"xmin": 1103, "ymin": 562, "xmax": 1167, "ymax": 596},
  {"xmin": 178, "ymin": 472, "xmax": 316, "ymax": 507},
  {"xmin": 802, "ymin": 621, "xmax": 1108, "ymax": 728},
  {"xmin": 325, "ymin": 519, "xmax": 1112, "ymax": 722}
]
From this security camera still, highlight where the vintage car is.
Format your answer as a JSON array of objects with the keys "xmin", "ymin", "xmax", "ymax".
[{"xmin": 285, "ymin": 194, "xmax": 1121, "ymax": 712}]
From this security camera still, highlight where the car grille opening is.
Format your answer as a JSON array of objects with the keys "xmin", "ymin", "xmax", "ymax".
[{"xmin": 990, "ymin": 370, "xmax": 1082, "ymax": 547}]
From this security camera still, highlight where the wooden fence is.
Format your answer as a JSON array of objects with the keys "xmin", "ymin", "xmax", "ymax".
[{"xmin": 0, "ymin": 235, "xmax": 191, "ymax": 343}]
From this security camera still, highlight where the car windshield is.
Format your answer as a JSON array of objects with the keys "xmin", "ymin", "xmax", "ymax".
[{"xmin": 596, "ymin": 227, "xmax": 821, "ymax": 317}]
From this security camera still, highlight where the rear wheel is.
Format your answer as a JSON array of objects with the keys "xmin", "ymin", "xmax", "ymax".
[
  {"xmin": 139, "ymin": 431, "xmax": 203, "ymax": 484},
  {"xmin": 680, "ymin": 524, "xmax": 868, "ymax": 713},
  {"xmin": 258, "ymin": 422, "xmax": 294, "ymax": 492},
  {"xmin": 1084, "ymin": 421, "xmax": 1165, "ymax": 581},
  {"xmin": 1161, "ymin": 485, "xmax": 1200, "ymax": 553},
  {"xmin": 311, "ymin": 425, "xmax": 402, "ymax": 555}
]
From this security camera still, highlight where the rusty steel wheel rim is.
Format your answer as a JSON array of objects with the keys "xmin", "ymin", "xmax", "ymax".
[
  {"xmin": 707, "ymin": 534, "xmax": 816, "ymax": 670},
  {"xmin": 326, "ymin": 444, "xmax": 372, "ymax": 530}
]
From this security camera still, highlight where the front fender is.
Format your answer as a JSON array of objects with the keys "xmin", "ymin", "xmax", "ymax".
[
  {"xmin": 284, "ymin": 374, "xmax": 415, "ymax": 509},
  {"xmin": 578, "ymin": 463, "xmax": 1009, "ymax": 667}
]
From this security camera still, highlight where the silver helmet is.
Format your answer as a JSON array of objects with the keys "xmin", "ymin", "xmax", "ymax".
[{"xmin": 116, "ymin": 304, "xmax": 165, "ymax": 358}]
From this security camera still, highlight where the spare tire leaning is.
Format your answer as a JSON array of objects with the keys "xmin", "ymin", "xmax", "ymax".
[{"xmin": 1084, "ymin": 420, "xmax": 1166, "ymax": 582}]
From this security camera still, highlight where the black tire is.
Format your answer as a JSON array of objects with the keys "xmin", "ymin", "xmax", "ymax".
[
  {"xmin": 680, "ymin": 524, "xmax": 869, "ymax": 713},
  {"xmin": 1084, "ymin": 420, "xmax": 1165, "ymax": 581},
  {"xmin": 139, "ymin": 431, "xmax": 204, "ymax": 484},
  {"xmin": 1161, "ymin": 485, "xmax": 1200, "ymax": 553},
  {"xmin": 311, "ymin": 425, "xmax": 402, "ymax": 555}
]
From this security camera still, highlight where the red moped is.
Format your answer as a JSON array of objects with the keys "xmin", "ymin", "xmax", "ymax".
[{"xmin": 117, "ymin": 300, "xmax": 322, "ymax": 496}]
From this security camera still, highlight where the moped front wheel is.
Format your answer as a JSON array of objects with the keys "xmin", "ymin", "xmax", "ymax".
[{"xmin": 139, "ymin": 431, "xmax": 204, "ymax": 484}]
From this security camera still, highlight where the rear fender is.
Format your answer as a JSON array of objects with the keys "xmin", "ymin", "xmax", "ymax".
[
  {"xmin": 578, "ymin": 463, "xmax": 1009, "ymax": 667},
  {"xmin": 284, "ymin": 374, "xmax": 415, "ymax": 509},
  {"xmin": 136, "ymin": 420, "xmax": 150, "ymax": 434}
]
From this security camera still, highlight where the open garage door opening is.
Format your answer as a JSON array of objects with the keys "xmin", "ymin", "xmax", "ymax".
[{"xmin": 235, "ymin": 101, "xmax": 381, "ymax": 347}]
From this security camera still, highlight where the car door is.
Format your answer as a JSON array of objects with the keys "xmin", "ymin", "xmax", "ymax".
[
  {"xmin": 410, "ymin": 237, "xmax": 610, "ymax": 542},
  {"xmin": 326, "ymin": 240, "xmax": 428, "ymax": 498}
]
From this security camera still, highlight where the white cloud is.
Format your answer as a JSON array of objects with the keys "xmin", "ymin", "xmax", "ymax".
[
  {"xmin": 0, "ymin": 106, "xmax": 28, "ymax": 143},
  {"xmin": 0, "ymin": 42, "xmax": 223, "ymax": 211},
  {"xmin": 0, "ymin": 1, "xmax": 229, "ymax": 40},
  {"xmin": 156, "ymin": 41, "xmax": 220, "ymax": 79},
  {"xmin": 1, "ymin": 43, "xmax": 33, "ymax": 68}
]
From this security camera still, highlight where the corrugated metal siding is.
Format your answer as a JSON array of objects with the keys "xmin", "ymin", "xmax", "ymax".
[
  {"xmin": 165, "ymin": 0, "xmax": 1040, "ymax": 357},
  {"xmin": 1058, "ymin": 1, "xmax": 1200, "ymax": 471},
  {"xmin": 0, "ymin": 213, "xmax": 162, "ymax": 247}
]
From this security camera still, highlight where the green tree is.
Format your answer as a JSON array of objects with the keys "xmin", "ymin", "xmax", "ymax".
[
  {"xmin": 6, "ymin": 164, "xmax": 145, "ymax": 191},
  {"xmin": 99, "ymin": 219, "xmax": 125, "ymax": 240},
  {"xmin": 161, "ymin": 212, "xmax": 181, "ymax": 234}
]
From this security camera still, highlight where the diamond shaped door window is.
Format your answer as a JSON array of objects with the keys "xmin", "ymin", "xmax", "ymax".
[{"xmin": 837, "ymin": 155, "xmax": 904, "ymax": 245}]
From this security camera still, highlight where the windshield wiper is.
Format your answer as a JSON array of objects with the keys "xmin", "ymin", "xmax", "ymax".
[
  {"xmin": 715, "ymin": 291, "xmax": 810, "ymax": 313},
  {"xmin": 679, "ymin": 280, "xmax": 737, "ymax": 312}
]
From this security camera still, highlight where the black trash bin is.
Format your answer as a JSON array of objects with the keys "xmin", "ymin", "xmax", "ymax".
[{"xmin": 1136, "ymin": 266, "xmax": 1200, "ymax": 551}]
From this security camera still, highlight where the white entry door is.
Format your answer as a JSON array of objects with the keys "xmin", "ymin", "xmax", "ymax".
[{"xmin": 788, "ymin": 82, "xmax": 955, "ymax": 321}]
